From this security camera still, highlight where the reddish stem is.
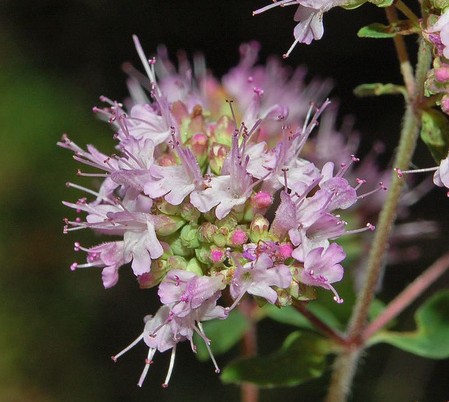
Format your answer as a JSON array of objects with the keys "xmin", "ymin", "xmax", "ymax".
[
  {"xmin": 239, "ymin": 299, "xmax": 259, "ymax": 402},
  {"xmin": 293, "ymin": 301, "xmax": 347, "ymax": 346},
  {"xmin": 363, "ymin": 251, "xmax": 449, "ymax": 340}
]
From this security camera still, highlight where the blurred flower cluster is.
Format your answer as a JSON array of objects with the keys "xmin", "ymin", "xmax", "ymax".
[{"xmin": 59, "ymin": 37, "xmax": 380, "ymax": 385}]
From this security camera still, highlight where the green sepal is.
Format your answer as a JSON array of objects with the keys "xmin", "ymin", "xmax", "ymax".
[
  {"xmin": 357, "ymin": 22, "xmax": 418, "ymax": 38},
  {"xmin": 367, "ymin": 0, "xmax": 394, "ymax": 7},
  {"xmin": 353, "ymin": 83, "xmax": 406, "ymax": 97},
  {"xmin": 193, "ymin": 309, "xmax": 250, "ymax": 361},
  {"xmin": 368, "ymin": 290, "xmax": 449, "ymax": 359},
  {"xmin": 428, "ymin": 0, "xmax": 449, "ymax": 10},
  {"xmin": 221, "ymin": 331, "xmax": 331, "ymax": 387},
  {"xmin": 341, "ymin": 0, "xmax": 369, "ymax": 9},
  {"xmin": 420, "ymin": 109, "xmax": 449, "ymax": 162}
]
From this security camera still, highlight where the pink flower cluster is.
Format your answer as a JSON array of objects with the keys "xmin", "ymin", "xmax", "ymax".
[{"xmin": 60, "ymin": 38, "xmax": 375, "ymax": 386}]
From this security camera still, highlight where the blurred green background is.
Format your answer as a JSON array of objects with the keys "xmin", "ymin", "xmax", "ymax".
[{"xmin": 1, "ymin": 1, "xmax": 448, "ymax": 401}]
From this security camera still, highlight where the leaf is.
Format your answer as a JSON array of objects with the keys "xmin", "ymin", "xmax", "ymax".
[
  {"xmin": 354, "ymin": 83, "xmax": 406, "ymax": 97},
  {"xmin": 221, "ymin": 331, "xmax": 331, "ymax": 387},
  {"xmin": 369, "ymin": 291, "xmax": 449, "ymax": 359},
  {"xmin": 358, "ymin": 22, "xmax": 418, "ymax": 38},
  {"xmin": 194, "ymin": 309, "xmax": 250, "ymax": 361},
  {"xmin": 264, "ymin": 303, "xmax": 342, "ymax": 331},
  {"xmin": 420, "ymin": 109, "xmax": 449, "ymax": 163}
]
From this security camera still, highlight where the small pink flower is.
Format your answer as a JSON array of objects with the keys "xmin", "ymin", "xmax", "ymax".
[
  {"xmin": 300, "ymin": 243, "xmax": 345, "ymax": 303},
  {"xmin": 230, "ymin": 253, "xmax": 292, "ymax": 307}
]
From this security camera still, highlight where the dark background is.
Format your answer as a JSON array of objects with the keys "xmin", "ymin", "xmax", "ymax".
[{"xmin": 1, "ymin": 1, "xmax": 448, "ymax": 401}]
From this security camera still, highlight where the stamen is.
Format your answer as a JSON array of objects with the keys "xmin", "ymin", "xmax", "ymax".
[
  {"xmin": 253, "ymin": 0, "xmax": 297, "ymax": 15},
  {"xmin": 65, "ymin": 182, "xmax": 102, "ymax": 198},
  {"xmin": 137, "ymin": 348, "xmax": 157, "ymax": 387},
  {"xmin": 161, "ymin": 346, "xmax": 177, "ymax": 387},
  {"xmin": 226, "ymin": 99, "xmax": 238, "ymax": 127},
  {"xmin": 76, "ymin": 169, "xmax": 108, "ymax": 178},
  {"xmin": 394, "ymin": 166, "xmax": 438, "ymax": 177},
  {"xmin": 132, "ymin": 35, "xmax": 159, "ymax": 93},
  {"xmin": 111, "ymin": 333, "xmax": 144, "ymax": 362},
  {"xmin": 344, "ymin": 223, "xmax": 376, "ymax": 236},
  {"xmin": 197, "ymin": 323, "xmax": 221, "ymax": 374},
  {"xmin": 357, "ymin": 182, "xmax": 387, "ymax": 200},
  {"xmin": 327, "ymin": 283, "xmax": 344, "ymax": 304}
]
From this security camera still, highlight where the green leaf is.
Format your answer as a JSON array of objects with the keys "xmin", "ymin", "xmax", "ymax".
[
  {"xmin": 369, "ymin": 291, "xmax": 449, "ymax": 359},
  {"xmin": 354, "ymin": 83, "xmax": 406, "ymax": 97},
  {"xmin": 194, "ymin": 309, "xmax": 250, "ymax": 361},
  {"xmin": 358, "ymin": 22, "xmax": 418, "ymax": 38},
  {"xmin": 420, "ymin": 109, "xmax": 449, "ymax": 163},
  {"xmin": 264, "ymin": 303, "xmax": 342, "ymax": 331},
  {"xmin": 221, "ymin": 331, "xmax": 330, "ymax": 387}
]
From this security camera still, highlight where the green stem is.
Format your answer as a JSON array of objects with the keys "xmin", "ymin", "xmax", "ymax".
[{"xmin": 324, "ymin": 37, "xmax": 431, "ymax": 402}]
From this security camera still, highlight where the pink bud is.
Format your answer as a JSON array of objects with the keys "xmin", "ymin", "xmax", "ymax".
[
  {"xmin": 191, "ymin": 133, "xmax": 208, "ymax": 157},
  {"xmin": 435, "ymin": 65, "xmax": 449, "ymax": 82},
  {"xmin": 210, "ymin": 249, "xmax": 225, "ymax": 263},
  {"xmin": 230, "ymin": 229, "xmax": 248, "ymax": 246},
  {"xmin": 251, "ymin": 191, "xmax": 273, "ymax": 209}
]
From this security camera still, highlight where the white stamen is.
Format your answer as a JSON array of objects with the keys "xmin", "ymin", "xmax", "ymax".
[{"xmin": 161, "ymin": 346, "xmax": 177, "ymax": 387}]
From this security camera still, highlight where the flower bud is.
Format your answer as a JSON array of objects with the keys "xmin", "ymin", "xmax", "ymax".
[
  {"xmin": 186, "ymin": 257, "xmax": 204, "ymax": 276},
  {"xmin": 435, "ymin": 64, "xmax": 449, "ymax": 83},
  {"xmin": 229, "ymin": 228, "xmax": 248, "ymax": 246},
  {"xmin": 249, "ymin": 214, "xmax": 270, "ymax": 242},
  {"xmin": 209, "ymin": 247, "xmax": 226, "ymax": 263},
  {"xmin": 156, "ymin": 199, "xmax": 181, "ymax": 216},
  {"xmin": 198, "ymin": 222, "xmax": 218, "ymax": 242},
  {"xmin": 180, "ymin": 201, "xmax": 201, "ymax": 222},
  {"xmin": 180, "ymin": 225, "xmax": 201, "ymax": 249},
  {"xmin": 213, "ymin": 115, "xmax": 234, "ymax": 147},
  {"xmin": 251, "ymin": 191, "xmax": 273, "ymax": 209},
  {"xmin": 209, "ymin": 143, "xmax": 229, "ymax": 175},
  {"xmin": 190, "ymin": 133, "xmax": 209, "ymax": 166},
  {"xmin": 154, "ymin": 215, "xmax": 186, "ymax": 236}
]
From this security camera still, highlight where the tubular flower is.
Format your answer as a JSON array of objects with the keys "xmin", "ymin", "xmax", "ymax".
[{"xmin": 60, "ymin": 36, "xmax": 377, "ymax": 386}]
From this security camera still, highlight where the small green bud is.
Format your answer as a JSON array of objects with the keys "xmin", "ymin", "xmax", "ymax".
[
  {"xmin": 213, "ymin": 115, "xmax": 234, "ymax": 147},
  {"xmin": 155, "ymin": 199, "xmax": 180, "ymax": 216},
  {"xmin": 186, "ymin": 257, "xmax": 204, "ymax": 276},
  {"xmin": 249, "ymin": 214, "xmax": 270, "ymax": 243},
  {"xmin": 209, "ymin": 143, "xmax": 229, "ymax": 175},
  {"xmin": 167, "ymin": 255, "xmax": 188, "ymax": 270},
  {"xmin": 154, "ymin": 215, "xmax": 186, "ymax": 236},
  {"xmin": 429, "ymin": 0, "xmax": 449, "ymax": 10},
  {"xmin": 212, "ymin": 232, "xmax": 227, "ymax": 248},
  {"xmin": 180, "ymin": 201, "xmax": 201, "ymax": 223},
  {"xmin": 198, "ymin": 222, "xmax": 218, "ymax": 242},
  {"xmin": 170, "ymin": 237, "xmax": 194, "ymax": 257},
  {"xmin": 180, "ymin": 224, "xmax": 201, "ymax": 249},
  {"xmin": 195, "ymin": 245, "xmax": 212, "ymax": 265}
]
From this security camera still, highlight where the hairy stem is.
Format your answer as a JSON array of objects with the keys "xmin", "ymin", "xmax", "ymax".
[{"xmin": 324, "ymin": 35, "xmax": 432, "ymax": 402}]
